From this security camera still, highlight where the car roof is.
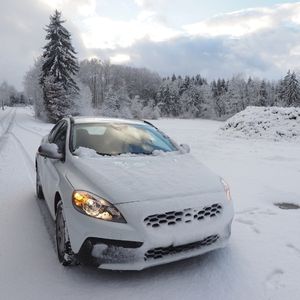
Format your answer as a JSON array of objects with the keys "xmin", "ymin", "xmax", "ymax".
[{"xmin": 71, "ymin": 116, "xmax": 146, "ymax": 125}]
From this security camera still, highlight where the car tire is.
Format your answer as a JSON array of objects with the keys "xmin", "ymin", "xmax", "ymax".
[
  {"xmin": 36, "ymin": 166, "xmax": 44, "ymax": 200},
  {"xmin": 55, "ymin": 201, "xmax": 78, "ymax": 266}
]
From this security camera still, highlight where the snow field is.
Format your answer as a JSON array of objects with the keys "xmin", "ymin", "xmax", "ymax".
[{"xmin": 0, "ymin": 107, "xmax": 299, "ymax": 300}]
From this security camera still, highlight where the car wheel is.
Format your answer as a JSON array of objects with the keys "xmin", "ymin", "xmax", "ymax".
[
  {"xmin": 36, "ymin": 166, "xmax": 44, "ymax": 200},
  {"xmin": 56, "ymin": 201, "xmax": 78, "ymax": 266}
]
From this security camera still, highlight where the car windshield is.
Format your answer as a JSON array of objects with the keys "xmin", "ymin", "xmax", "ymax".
[{"xmin": 71, "ymin": 122, "xmax": 178, "ymax": 156}]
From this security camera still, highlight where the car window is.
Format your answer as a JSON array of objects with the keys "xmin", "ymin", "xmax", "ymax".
[
  {"xmin": 48, "ymin": 121, "xmax": 65, "ymax": 143},
  {"xmin": 52, "ymin": 122, "xmax": 68, "ymax": 153},
  {"xmin": 71, "ymin": 122, "xmax": 178, "ymax": 156}
]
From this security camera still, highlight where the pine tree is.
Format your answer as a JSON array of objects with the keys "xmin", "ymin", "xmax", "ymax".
[
  {"xmin": 285, "ymin": 71, "xmax": 300, "ymax": 106},
  {"xmin": 277, "ymin": 71, "xmax": 300, "ymax": 106},
  {"xmin": 40, "ymin": 10, "xmax": 79, "ymax": 121},
  {"xmin": 278, "ymin": 70, "xmax": 291, "ymax": 105},
  {"xmin": 258, "ymin": 80, "xmax": 268, "ymax": 106},
  {"xmin": 212, "ymin": 79, "xmax": 227, "ymax": 117},
  {"xmin": 179, "ymin": 76, "xmax": 191, "ymax": 96},
  {"xmin": 43, "ymin": 76, "xmax": 70, "ymax": 122}
]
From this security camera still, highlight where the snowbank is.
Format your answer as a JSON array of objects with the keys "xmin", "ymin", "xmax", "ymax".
[{"xmin": 220, "ymin": 106, "xmax": 300, "ymax": 141}]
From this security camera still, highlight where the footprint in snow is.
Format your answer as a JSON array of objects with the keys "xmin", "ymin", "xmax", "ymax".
[
  {"xmin": 236, "ymin": 207, "xmax": 277, "ymax": 216},
  {"xmin": 235, "ymin": 218, "xmax": 261, "ymax": 234},
  {"xmin": 257, "ymin": 209, "xmax": 277, "ymax": 216},
  {"xmin": 265, "ymin": 269, "xmax": 285, "ymax": 290},
  {"xmin": 235, "ymin": 207, "xmax": 259, "ymax": 215},
  {"xmin": 235, "ymin": 218, "xmax": 254, "ymax": 225},
  {"xmin": 286, "ymin": 243, "xmax": 300, "ymax": 256}
]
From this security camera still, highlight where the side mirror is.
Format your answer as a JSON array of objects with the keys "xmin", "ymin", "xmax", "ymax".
[
  {"xmin": 38, "ymin": 143, "xmax": 63, "ymax": 159},
  {"xmin": 179, "ymin": 143, "xmax": 191, "ymax": 153}
]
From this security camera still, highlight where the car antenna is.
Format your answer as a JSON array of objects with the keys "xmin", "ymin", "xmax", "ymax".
[{"xmin": 143, "ymin": 120, "xmax": 158, "ymax": 129}]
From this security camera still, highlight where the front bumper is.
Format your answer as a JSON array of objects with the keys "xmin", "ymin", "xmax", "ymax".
[
  {"xmin": 79, "ymin": 224, "xmax": 231, "ymax": 270},
  {"xmin": 64, "ymin": 192, "xmax": 234, "ymax": 270}
]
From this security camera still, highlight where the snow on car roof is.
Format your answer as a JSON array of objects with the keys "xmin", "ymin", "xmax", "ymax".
[{"xmin": 72, "ymin": 116, "xmax": 146, "ymax": 125}]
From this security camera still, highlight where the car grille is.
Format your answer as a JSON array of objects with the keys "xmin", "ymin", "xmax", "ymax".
[
  {"xmin": 144, "ymin": 203, "xmax": 222, "ymax": 228},
  {"xmin": 144, "ymin": 235, "xmax": 219, "ymax": 260}
]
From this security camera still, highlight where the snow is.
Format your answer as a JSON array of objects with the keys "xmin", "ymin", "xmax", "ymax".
[
  {"xmin": 74, "ymin": 147, "xmax": 184, "ymax": 158},
  {"xmin": 0, "ymin": 107, "xmax": 300, "ymax": 299},
  {"xmin": 68, "ymin": 151, "xmax": 224, "ymax": 207},
  {"xmin": 221, "ymin": 106, "xmax": 300, "ymax": 141},
  {"xmin": 74, "ymin": 146, "xmax": 99, "ymax": 158}
]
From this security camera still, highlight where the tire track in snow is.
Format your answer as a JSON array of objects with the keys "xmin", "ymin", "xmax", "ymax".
[
  {"xmin": 14, "ymin": 118, "xmax": 44, "ymax": 137},
  {"xmin": 8, "ymin": 115, "xmax": 57, "ymax": 250},
  {"xmin": 10, "ymin": 132, "xmax": 35, "ymax": 184},
  {"xmin": 0, "ymin": 107, "xmax": 13, "ymax": 127},
  {"xmin": 0, "ymin": 107, "xmax": 14, "ymax": 133},
  {"xmin": 0, "ymin": 108, "xmax": 16, "ymax": 153},
  {"xmin": 0, "ymin": 109, "xmax": 56, "ymax": 246}
]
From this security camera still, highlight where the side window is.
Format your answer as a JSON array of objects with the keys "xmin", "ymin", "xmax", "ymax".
[
  {"xmin": 48, "ymin": 121, "xmax": 64, "ymax": 143},
  {"xmin": 52, "ymin": 123, "xmax": 68, "ymax": 153}
]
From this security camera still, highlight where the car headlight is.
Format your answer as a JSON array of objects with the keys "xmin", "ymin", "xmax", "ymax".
[
  {"xmin": 72, "ymin": 191, "xmax": 126, "ymax": 223},
  {"xmin": 220, "ymin": 178, "xmax": 232, "ymax": 201}
]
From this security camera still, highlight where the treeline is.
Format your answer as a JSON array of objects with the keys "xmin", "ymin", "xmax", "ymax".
[
  {"xmin": 21, "ymin": 10, "xmax": 300, "ymax": 122},
  {"xmin": 0, "ymin": 81, "xmax": 29, "ymax": 108},
  {"xmin": 155, "ymin": 70, "xmax": 300, "ymax": 119},
  {"xmin": 24, "ymin": 56, "xmax": 300, "ymax": 121},
  {"xmin": 78, "ymin": 59, "xmax": 161, "ymax": 119}
]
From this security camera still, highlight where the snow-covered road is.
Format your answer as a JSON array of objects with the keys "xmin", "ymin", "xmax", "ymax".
[{"xmin": 0, "ymin": 107, "xmax": 299, "ymax": 300}]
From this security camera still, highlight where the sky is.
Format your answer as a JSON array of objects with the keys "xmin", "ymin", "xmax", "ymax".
[{"xmin": 2, "ymin": 0, "xmax": 300, "ymax": 90}]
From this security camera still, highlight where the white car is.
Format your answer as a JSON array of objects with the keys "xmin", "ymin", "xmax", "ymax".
[{"xmin": 36, "ymin": 117, "xmax": 234, "ymax": 270}]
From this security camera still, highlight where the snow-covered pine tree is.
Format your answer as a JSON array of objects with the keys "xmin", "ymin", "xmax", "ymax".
[
  {"xmin": 285, "ymin": 71, "xmax": 300, "ymax": 106},
  {"xmin": 222, "ymin": 76, "xmax": 246, "ymax": 116},
  {"xmin": 278, "ymin": 70, "xmax": 291, "ymax": 105},
  {"xmin": 43, "ymin": 76, "xmax": 70, "ymax": 123},
  {"xmin": 258, "ymin": 80, "xmax": 268, "ymax": 106},
  {"xmin": 156, "ymin": 83, "xmax": 171, "ymax": 115},
  {"xmin": 40, "ymin": 10, "xmax": 79, "ymax": 122},
  {"xmin": 179, "ymin": 76, "xmax": 190, "ymax": 96}
]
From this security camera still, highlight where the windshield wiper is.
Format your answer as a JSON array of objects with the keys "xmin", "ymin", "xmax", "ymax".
[{"xmin": 96, "ymin": 152, "xmax": 123, "ymax": 156}]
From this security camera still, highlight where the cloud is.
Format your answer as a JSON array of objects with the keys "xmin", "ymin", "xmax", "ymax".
[
  {"xmin": 80, "ymin": 10, "xmax": 181, "ymax": 49},
  {"xmin": 0, "ymin": 0, "xmax": 87, "ymax": 89},
  {"xmin": 0, "ymin": 0, "xmax": 49, "ymax": 89},
  {"xmin": 2, "ymin": 0, "xmax": 300, "ymax": 90},
  {"xmin": 83, "ymin": 2, "xmax": 300, "ymax": 81},
  {"xmin": 109, "ymin": 54, "xmax": 131, "ymax": 64},
  {"xmin": 80, "ymin": 1, "xmax": 300, "ymax": 81},
  {"xmin": 40, "ymin": 0, "xmax": 96, "ymax": 17},
  {"xmin": 134, "ymin": 0, "xmax": 169, "ymax": 10},
  {"xmin": 183, "ymin": 3, "xmax": 300, "ymax": 38},
  {"xmin": 183, "ymin": 9, "xmax": 274, "ymax": 38}
]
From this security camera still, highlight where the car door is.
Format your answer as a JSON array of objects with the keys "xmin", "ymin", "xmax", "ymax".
[
  {"xmin": 42, "ymin": 121, "xmax": 68, "ymax": 214},
  {"xmin": 39, "ymin": 121, "xmax": 64, "ymax": 195}
]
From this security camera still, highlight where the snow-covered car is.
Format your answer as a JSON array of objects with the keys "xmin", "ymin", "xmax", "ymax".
[{"xmin": 35, "ymin": 117, "xmax": 234, "ymax": 270}]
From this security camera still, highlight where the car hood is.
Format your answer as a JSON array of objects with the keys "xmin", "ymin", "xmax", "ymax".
[{"xmin": 66, "ymin": 153, "xmax": 224, "ymax": 205}]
